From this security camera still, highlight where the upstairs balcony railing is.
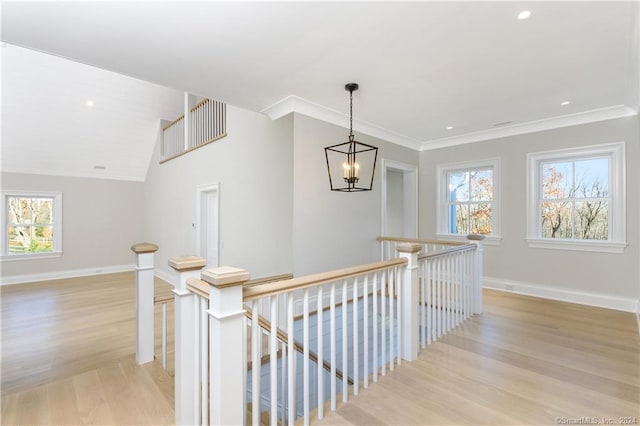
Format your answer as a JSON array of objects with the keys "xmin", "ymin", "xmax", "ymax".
[{"xmin": 161, "ymin": 97, "xmax": 227, "ymax": 163}]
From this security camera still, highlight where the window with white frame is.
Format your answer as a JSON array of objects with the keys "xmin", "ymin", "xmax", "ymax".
[
  {"xmin": 526, "ymin": 142, "xmax": 626, "ymax": 253},
  {"xmin": 2, "ymin": 191, "xmax": 62, "ymax": 259},
  {"xmin": 437, "ymin": 159, "xmax": 501, "ymax": 241}
]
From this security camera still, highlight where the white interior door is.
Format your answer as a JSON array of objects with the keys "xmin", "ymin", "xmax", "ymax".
[{"xmin": 197, "ymin": 183, "xmax": 219, "ymax": 268}]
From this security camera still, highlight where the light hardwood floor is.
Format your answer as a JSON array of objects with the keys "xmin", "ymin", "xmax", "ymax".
[
  {"xmin": 315, "ymin": 290, "xmax": 640, "ymax": 425},
  {"xmin": 1, "ymin": 272, "xmax": 175, "ymax": 425},
  {"xmin": 1, "ymin": 273, "xmax": 638, "ymax": 425}
]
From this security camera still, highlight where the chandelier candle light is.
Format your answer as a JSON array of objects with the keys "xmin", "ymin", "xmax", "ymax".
[{"xmin": 324, "ymin": 83, "xmax": 378, "ymax": 192}]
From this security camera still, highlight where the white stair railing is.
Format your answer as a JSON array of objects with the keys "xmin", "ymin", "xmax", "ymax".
[{"xmin": 171, "ymin": 235, "xmax": 484, "ymax": 425}]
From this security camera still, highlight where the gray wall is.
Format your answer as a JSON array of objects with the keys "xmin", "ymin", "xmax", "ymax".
[
  {"xmin": 143, "ymin": 105, "xmax": 294, "ymax": 280},
  {"xmin": 420, "ymin": 115, "xmax": 640, "ymax": 300},
  {"xmin": 1, "ymin": 172, "xmax": 144, "ymax": 280},
  {"xmin": 292, "ymin": 114, "xmax": 418, "ymax": 276}
]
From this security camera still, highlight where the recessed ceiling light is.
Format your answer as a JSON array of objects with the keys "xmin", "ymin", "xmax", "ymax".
[
  {"xmin": 561, "ymin": 101, "xmax": 571, "ymax": 106},
  {"xmin": 446, "ymin": 126, "xmax": 453, "ymax": 130},
  {"xmin": 517, "ymin": 10, "xmax": 531, "ymax": 20},
  {"xmin": 86, "ymin": 100, "xmax": 94, "ymax": 107}
]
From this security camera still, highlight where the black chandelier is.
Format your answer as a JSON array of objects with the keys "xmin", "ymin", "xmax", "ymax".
[{"xmin": 324, "ymin": 83, "xmax": 378, "ymax": 192}]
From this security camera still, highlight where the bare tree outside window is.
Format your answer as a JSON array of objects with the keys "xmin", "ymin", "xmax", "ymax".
[
  {"xmin": 447, "ymin": 168, "xmax": 493, "ymax": 235},
  {"xmin": 540, "ymin": 157, "xmax": 609, "ymax": 240}
]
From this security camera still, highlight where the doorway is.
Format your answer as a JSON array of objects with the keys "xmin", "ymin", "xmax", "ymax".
[
  {"xmin": 196, "ymin": 183, "xmax": 220, "ymax": 268},
  {"xmin": 381, "ymin": 159, "xmax": 418, "ymax": 238}
]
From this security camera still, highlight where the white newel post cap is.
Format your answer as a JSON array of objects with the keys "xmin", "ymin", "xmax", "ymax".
[
  {"xmin": 168, "ymin": 255, "xmax": 207, "ymax": 272},
  {"xmin": 395, "ymin": 242, "xmax": 422, "ymax": 254},
  {"xmin": 466, "ymin": 234, "xmax": 486, "ymax": 242},
  {"xmin": 201, "ymin": 266, "xmax": 250, "ymax": 288},
  {"xmin": 131, "ymin": 242, "xmax": 159, "ymax": 254}
]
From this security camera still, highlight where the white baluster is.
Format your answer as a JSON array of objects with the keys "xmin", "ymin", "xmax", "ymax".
[
  {"xmin": 341, "ymin": 279, "xmax": 348, "ymax": 403},
  {"xmin": 363, "ymin": 274, "xmax": 369, "ymax": 389},
  {"xmin": 352, "ymin": 277, "xmax": 359, "ymax": 396},
  {"xmin": 287, "ymin": 293, "xmax": 295, "ymax": 425},
  {"xmin": 372, "ymin": 272, "xmax": 378, "ymax": 383},
  {"xmin": 330, "ymin": 282, "xmax": 336, "ymax": 410},
  {"xmin": 303, "ymin": 288, "xmax": 310, "ymax": 424},
  {"xmin": 316, "ymin": 286, "xmax": 324, "ymax": 420},
  {"xmin": 389, "ymin": 268, "xmax": 394, "ymax": 371},
  {"xmin": 162, "ymin": 302, "xmax": 167, "ymax": 369},
  {"xmin": 381, "ymin": 270, "xmax": 386, "ymax": 376},
  {"xmin": 251, "ymin": 299, "xmax": 260, "ymax": 426},
  {"xmin": 270, "ymin": 296, "xmax": 278, "ymax": 425}
]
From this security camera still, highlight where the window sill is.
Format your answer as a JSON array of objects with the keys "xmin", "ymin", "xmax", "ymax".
[
  {"xmin": 1, "ymin": 251, "xmax": 63, "ymax": 262},
  {"xmin": 526, "ymin": 239, "xmax": 627, "ymax": 254},
  {"xmin": 436, "ymin": 233, "xmax": 503, "ymax": 246}
]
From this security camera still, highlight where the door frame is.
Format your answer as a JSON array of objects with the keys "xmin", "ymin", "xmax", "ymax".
[
  {"xmin": 196, "ymin": 182, "xmax": 220, "ymax": 268},
  {"xmin": 380, "ymin": 159, "xmax": 418, "ymax": 238}
]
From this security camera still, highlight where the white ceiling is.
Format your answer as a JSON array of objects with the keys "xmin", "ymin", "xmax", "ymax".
[{"xmin": 1, "ymin": 1, "xmax": 639, "ymax": 181}]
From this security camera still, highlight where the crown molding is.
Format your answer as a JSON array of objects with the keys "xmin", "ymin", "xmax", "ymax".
[
  {"xmin": 262, "ymin": 95, "xmax": 638, "ymax": 153},
  {"xmin": 260, "ymin": 95, "xmax": 422, "ymax": 151},
  {"xmin": 0, "ymin": 166, "xmax": 145, "ymax": 182},
  {"xmin": 420, "ymin": 105, "xmax": 638, "ymax": 151}
]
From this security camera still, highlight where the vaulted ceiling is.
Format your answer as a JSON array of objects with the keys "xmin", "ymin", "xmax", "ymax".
[{"xmin": 2, "ymin": 1, "xmax": 638, "ymax": 181}]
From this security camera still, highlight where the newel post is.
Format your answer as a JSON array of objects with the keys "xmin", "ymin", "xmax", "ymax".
[
  {"xmin": 467, "ymin": 234, "xmax": 485, "ymax": 314},
  {"xmin": 169, "ymin": 255, "xmax": 207, "ymax": 426},
  {"xmin": 201, "ymin": 266, "xmax": 250, "ymax": 426},
  {"xmin": 131, "ymin": 242, "xmax": 159, "ymax": 365},
  {"xmin": 397, "ymin": 242, "xmax": 422, "ymax": 362}
]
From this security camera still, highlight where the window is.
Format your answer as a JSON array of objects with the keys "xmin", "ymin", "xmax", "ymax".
[
  {"xmin": 1, "ymin": 191, "xmax": 62, "ymax": 260},
  {"xmin": 527, "ymin": 142, "xmax": 626, "ymax": 253},
  {"xmin": 437, "ymin": 158, "xmax": 501, "ymax": 243}
]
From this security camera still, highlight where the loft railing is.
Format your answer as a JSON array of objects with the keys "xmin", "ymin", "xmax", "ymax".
[
  {"xmin": 161, "ymin": 97, "xmax": 227, "ymax": 164},
  {"xmin": 161, "ymin": 234, "xmax": 483, "ymax": 425}
]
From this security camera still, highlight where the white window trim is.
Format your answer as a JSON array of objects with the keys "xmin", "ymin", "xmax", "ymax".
[
  {"xmin": 1, "ymin": 190, "xmax": 63, "ymax": 261},
  {"xmin": 436, "ymin": 157, "xmax": 502, "ymax": 245},
  {"xmin": 526, "ymin": 142, "xmax": 627, "ymax": 253}
]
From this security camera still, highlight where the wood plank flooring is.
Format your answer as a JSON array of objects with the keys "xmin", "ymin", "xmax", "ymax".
[
  {"xmin": 2, "ymin": 273, "xmax": 638, "ymax": 425},
  {"xmin": 314, "ymin": 290, "xmax": 640, "ymax": 425},
  {"xmin": 1, "ymin": 272, "xmax": 175, "ymax": 425}
]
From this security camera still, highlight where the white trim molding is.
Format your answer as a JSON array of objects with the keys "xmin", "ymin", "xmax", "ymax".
[
  {"xmin": 421, "ymin": 105, "xmax": 636, "ymax": 151},
  {"xmin": 484, "ymin": 276, "xmax": 639, "ymax": 313},
  {"xmin": 260, "ymin": 95, "xmax": 421, "ymax": 151},
  {"xmin": 526, "ymin": 142, "xmax": 627, "ymax": 253},
  {"xmin": 0, "ymin": 264, "xmax": 134, "ymax": 285}
]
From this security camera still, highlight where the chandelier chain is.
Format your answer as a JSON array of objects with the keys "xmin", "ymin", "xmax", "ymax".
[{"xmin": 349, "ymin": 88, "xmax": 354, "ymax": 140}]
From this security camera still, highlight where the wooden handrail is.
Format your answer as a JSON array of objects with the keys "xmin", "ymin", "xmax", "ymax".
[
  {"xmin": 190, "ymin": 98, "xmax": 209, "ymax": 112},
  {"xmin": 244, "ymin": 273, "xmax": 294, "ymax": 288},
  {"xmin": 162, "ymin": 114, "xmax": 185, "ymax": 131},
  {"xmin": 154, "ymin": 296, "xmax": 174, "ymax": 305},
  {"xmin": 244, "ymin": 306, "xmax": 352, "ymax": 385},
  {"xmin": 376, "ymin": 236, "xmax": 465, "ymax": 246},
  {"xmin": 418, "ymin": 243, "xmax": 476, "ymax": 261},
  {"xmin": 243, "ymin": 258, "xmax": 407, "ymax": 302}
]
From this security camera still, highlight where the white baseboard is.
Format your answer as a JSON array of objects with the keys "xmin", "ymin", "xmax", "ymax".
[
  {"xmin": 484, "ymin": 276, "xmax": 639, "ymax": 313},
  {"xmin": 0, "ymin": 264, "xmax": 135, "ymax": 285}
]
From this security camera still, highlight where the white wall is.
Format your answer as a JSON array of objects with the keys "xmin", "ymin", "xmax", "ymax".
[
  {"xmin": 143, "ymin": 105, "xmax": 294, "ymax": 281},
  {"xmin": 385, "ymin": 170, "xmax": 405, "ymax": 237},
  {"xmin": 0, "ymin": 172, "xmax": 144, "ymax": 283},
  {"xmin": 292, "ymin": 114, "xmax": 418, "ymax": 276},
  {"xmin": 420, "ymin": 115, "xmax": 640, "ymax": 309}
]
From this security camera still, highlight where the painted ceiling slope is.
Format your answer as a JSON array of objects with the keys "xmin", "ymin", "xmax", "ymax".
[
  {"xmin": 1, "ymin": 44, "xmax": 184, "ymax": 181},
  {"xmin": 1, "ymin": 1, "xmax": 639, "ymax": 180}
]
